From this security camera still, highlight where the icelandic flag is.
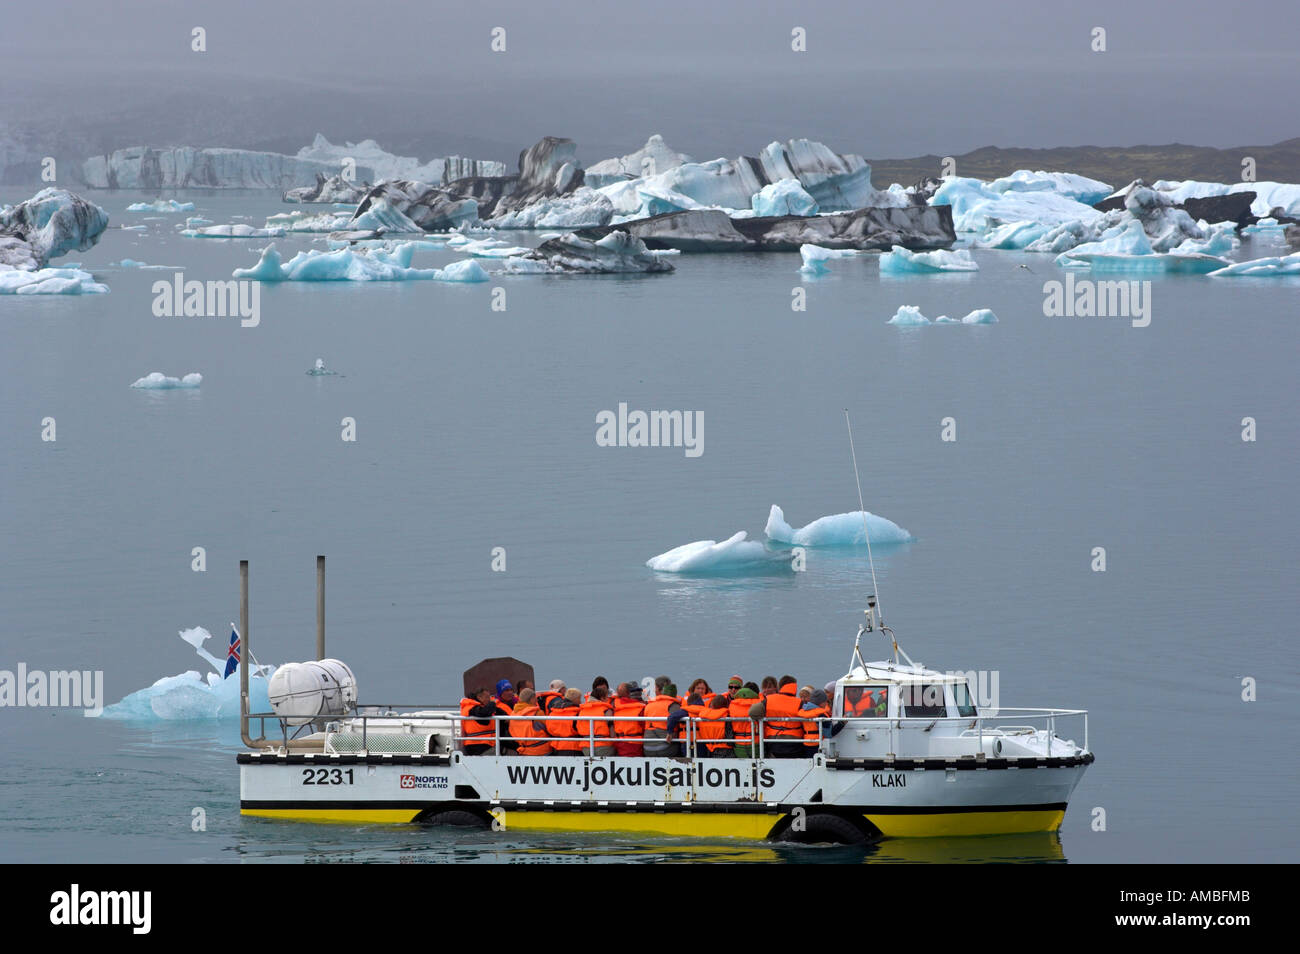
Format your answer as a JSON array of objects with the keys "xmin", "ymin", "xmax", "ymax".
[{"xmin": 224, "ymin": 626, "xmax": 241, "ymax": 679}]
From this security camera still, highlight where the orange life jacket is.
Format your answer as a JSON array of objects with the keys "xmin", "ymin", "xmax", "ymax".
[
  {"xmin": 460, "ymin": 697, "xmax": 495, "ymax": 748},
  {"xmin": 545, "ymin": 702, "xmax": 583, "ymax": 751},
  {"xmin": 728, "ymin": 697, "xmax": 757, "ymax": 742},
  {"xmin": 800, "ymin": 704, "xmax": 830, "ymax": 747},
  {"xmin": 576, "ymin": 698, "xmax": 614, "ymax": 753},
  {"xmin": 535, "ymin": 690, "xmax": 562, "ymax": 713},
  {"xmin": 681, "ymin": 702, "xmax": 707, "ymax": 742},
  {"xmin": 643, "ymin": 695, "xmax": 678, "ymax": 734},
  {"xmin": 612, "ymin": 697, "xmax": 646, "ymax": 739},
  {"xmin": 763, "ymin": 684, "xmax": 804, "ymax": 739},
  {"xmin": 698, "ymin": 702, "xmax": 733, "ymax": 753},
  {"xmin": 511, "ymin": 703, "xmax": 553, "ymax": 755}
]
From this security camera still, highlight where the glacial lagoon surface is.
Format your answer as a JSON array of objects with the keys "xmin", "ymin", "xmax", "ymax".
[{"xmin": 1, "ymin": 191, "xmax": 1297, "ymax": 863}]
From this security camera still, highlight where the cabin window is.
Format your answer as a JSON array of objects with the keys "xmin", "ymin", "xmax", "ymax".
[
  {"xmin": 843, "ymin": 685, "xmax": 889, "ymax": 717},
  {"xmin": 901, "ymin": 683, "xmax": 946, "ymax": 718},
  {"xmin": 953, "ymin": 682, "xmax": 978, "ymax": 717}
]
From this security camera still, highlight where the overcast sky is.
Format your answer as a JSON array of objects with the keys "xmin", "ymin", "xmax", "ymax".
[{"xmin": 4, "ymin": 0, "xmax": 1296, "ymax": 162}]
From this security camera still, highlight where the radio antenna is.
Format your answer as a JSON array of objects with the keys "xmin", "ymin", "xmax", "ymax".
[{"xmin": 844, "ymin": 409, "xmax": 881, "ymax": 622}]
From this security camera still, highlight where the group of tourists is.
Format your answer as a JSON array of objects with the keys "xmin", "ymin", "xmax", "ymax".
[{"xmin": 459, "ymin": 672, "xmax": 886, "ymax": 759}]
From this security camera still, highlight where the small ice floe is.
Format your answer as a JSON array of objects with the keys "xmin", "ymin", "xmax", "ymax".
[
  {"xmin": 185, "ymin": 216, "xmax": 214, "ymax": 228},
  {"xmin": 126, "ymin": 199, "xmax": 195, "ymax": 213},
  {"xmin": 130, "ymin": 371, "xmax": 202, "ymax": 389},
  {"xmin": 765, "ymin": 505, "xmax": 913, "ymax": 546},
  {"xmin": 306, "ymin": 358, "xmax": 339, "ymax": 376},
  {"xmin": 799, "ymin": 243, "xmax": 859, "ymax": 275},
  {"xmin": 0, "ymin": 266, "xmax": 108, "ymax": 295},
  {"xmin": 646, "ymin": 531, "xmax": 790, "ymax": 573},
  {"xmin": 109, "ymin": 259, "xmax": 177, "ymax": 269},
  {"xmin": 233, "ymin": 242, "xmax": 487, "ymax": 282},
  {"xmin": 1208, "ymin": 250, "xmax": 1300, "ymax": 277},
  {"xmin": 887, "ymin": 305, "xmax": 932, "ymax": 325},
  {"xmin": 182, "ymin": 223, "xmax": 286, "ymax": 239},
  {"xmin": 879, "ymin": 245, "xmax": 979, "ymax": 273}
]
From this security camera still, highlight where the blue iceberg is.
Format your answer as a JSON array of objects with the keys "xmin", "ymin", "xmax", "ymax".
[{"xmin": 765, "ymin": 505, "xmax": 913, "ymax": 546}]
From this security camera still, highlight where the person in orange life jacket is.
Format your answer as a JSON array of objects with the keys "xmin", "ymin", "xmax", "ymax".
[
  {"xmin": 584, "ymin": 676, "xmax": 609, "ymax": 703},
  {"xmin": 536, "ymin": 679, "xmax": 566, "ymax": 714},
  {"xmin": 511, "ymin": 688, "xmax": 554, "ymax": 756},
  {"xmin": 515, "ymin": 678, "xmax": 534, "ymax": 697},
  {"xmin": 748, "ymin": 675, "xmax": 805, "ymax": 758},
  {"xmin": 654, "ymin": 675, "xmax": 673, "ymax": 698},
  {"xmin": 719, "ymin": 675, "xmax": 743, "ymax": 704},
  {"xmin": 696, "ymin": 693, "xmax": 735, "ymax": 758},
  {"xmin": 681, "ymin": 692, "xmax": 707, "ymax": 753},
  {"xmin": 800, "ymin": 687, "xmax": 832, "ymax": 749},
  {"xmin": 760, "ymin": 675, "xmax": 778, "ymax": 697},
  {"xmin": 460, "ymin": 687, "xmax": 499, "ymax": 755},
  {"xmin": 729, "ymin": 687, "xmax": 760, "ymax": 758},
  {"xmin": 687, "ymin": 678, "xmax": 714, "ymax": 704},
  {"xmin": 612, "ymin": 682, "xmax": 646, "ymax": 757},
  {"xmin": 576, "ymin": 684, "xmax": 616, "ymax": 756},
  {"xmin": 643, "ymin": 683, "xmax": 687, "ymax": 757},
  {"xmin": 546, "ymin": 688, "xmax": 585, "ymax": 755},
  {"xmin": 493, "ymin": 679, "xmax": 520, "ymax": 753}
]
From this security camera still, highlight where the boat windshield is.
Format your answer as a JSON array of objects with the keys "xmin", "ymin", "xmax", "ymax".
[
  {"xmin": 953, "ymin": 681, "xmax": 978, "ymax": 716},
  {"xmin": 901, "ymin": 683, "xmax": 946, "ymax": 718}
]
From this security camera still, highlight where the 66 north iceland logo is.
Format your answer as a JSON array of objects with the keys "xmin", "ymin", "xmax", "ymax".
[{"xmin": 400, "ymin": 774, "xmax": 449, "ymax": 790}]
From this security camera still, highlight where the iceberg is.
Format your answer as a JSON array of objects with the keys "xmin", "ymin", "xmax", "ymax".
[
  {"xmin": 886, "ymin": 305, "xmax": 932, "ymax": 326},
  {"xmin": 879, "ymin": 245, "xmax": 979, "ymax": 273},
  {"xmin": 799, "ymin": 243, "xmax": 859, "ymax": 274},
  {"xmin": 593, "ymin": 138, "xmax": 901, "ymax": 222},
  {"xmin": 83, "ymin": 145, "xmax": 373, "ymax": 191},
  {"xmin": 265, "ymin": 209, "xmax": 351, "ymax": 233},
  {"xmin": 437, "ymin": 258, "xmax": 490, "ymax": 282},
  {"xmin": 0, "ymin": 188, "xmax": 110, "ymax": 268},
  {"xmin": 283, "ymin": 172, "xmax": 370, "ymax": 205},
  {"xmin": 233, "ymin": 242, "xmax": 484, "ymax": 282},
  {"xmin": 765, "ymin": 505, "xmax": 914, "ymax": 546},
  {"xmin": 485, "ymin": 188, "xmax": 614, "ymax": 229},
  {"xmin": 295, "ymin": 133, "xmax": 505, "ymax": 186},
  {"xmin": 987, "ymin": 170, "xmax": 1113, "ymax": 205},
  {"xmin": 307, "ymin": 358, "xmax": 339, "ymax": 376},
  {"xmin": 351, "ymin": 179, "xmax": 478, "ymax": 232},
  {"xmin": 484, "ymin": 137, "xmax": 586, "ymax": 219},
  {"xmin": 959, "ymin": 308, "xmax": 998, "ymax": 324},
  {"xmin": 1145, "ymin": 179, "xmax": 1300, "ymax": 218},
  {"xmin": 185, "ymin": 216, "xmax": 214, "ymax": 227},
  {"xmin": 130, "ymin": 371, "xmax": 202, "ymax": 389},
  {"xmin": 585, "ymin": 134, "xmax": 695, "ymax": 188},
  {"xmin": 98, "ymin": 627, "xmax": 275, "ymax": 721},
  {"xmin": 929, "ymin": 177, "xmax": 1102, "ymax": 237},
  {"xmin": 181, "ymin": 223, "xmax": 285, "ymax": 238},
  {"xmin": 500, "ymin": 230, "xmax": 673, "ymax": 274},
  {"xmin": 126, "ymin": 199, "xmax": 195, "ymax": 213},
  {"xmin": 751, "ymin": 178, "xmax": 819, "ymax": 217},
  {"xmin": 646, "ymin": 531, "xmax": 789, "ymax": 574},
  {"xmin": 586, "ymin": 206, "xmax": 956, "ymax": 253},
  {"xmin": 1208, "ymin": 251, "xmax": 1300, "ymax": 277},
  {"xmin": 0, "ymin": 265, "xmax": 108, "ymax": 294},
  {"xmin": 348, "ymin": 198, "xmax": 424, "ymax": 234}
]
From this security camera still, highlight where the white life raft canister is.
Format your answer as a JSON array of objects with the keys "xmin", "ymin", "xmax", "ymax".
[{"xmin": 268, "ymin": 659, "xmax": 357, "ymax": 725}]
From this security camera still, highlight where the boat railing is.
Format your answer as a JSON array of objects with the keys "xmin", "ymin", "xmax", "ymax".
[{"xmin": 246, "ymin": 705, "xmax": 1088, "ymax": 759}]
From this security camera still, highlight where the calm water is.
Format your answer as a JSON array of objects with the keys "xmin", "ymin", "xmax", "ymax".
[{"xmin": 2, "ymin": 190, "xmax": 1297, "ymax": 862}]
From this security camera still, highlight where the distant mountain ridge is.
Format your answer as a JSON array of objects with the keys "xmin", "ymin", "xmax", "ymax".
[{"xmin": 868, "ymin": 139, "xmax": 1300, "ymax": 190}]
